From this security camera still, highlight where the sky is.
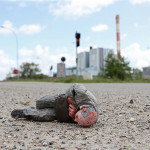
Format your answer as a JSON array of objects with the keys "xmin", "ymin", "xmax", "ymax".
[{"xmin": 0, "ymin": 0, "xmax": 150, "ymax": 80}]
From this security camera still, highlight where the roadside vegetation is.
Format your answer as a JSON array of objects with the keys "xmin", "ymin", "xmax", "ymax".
[
  {"xmin": 5, "ymin": 75, "xmax": 150, "ymax": 83},
  {"xmin": 5, "ymin": 52, "xmax": 150, "ymax": 83}
]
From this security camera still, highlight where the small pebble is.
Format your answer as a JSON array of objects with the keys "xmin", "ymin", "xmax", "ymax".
[{"xmin": 130, "ymin": 118, "xmax": 135, "ymax": 122}]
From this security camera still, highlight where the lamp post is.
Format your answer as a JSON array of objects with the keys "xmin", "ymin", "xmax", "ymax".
[{"xmin": 0, "ymin": 26, "xmax": 19, "ymax": 79}]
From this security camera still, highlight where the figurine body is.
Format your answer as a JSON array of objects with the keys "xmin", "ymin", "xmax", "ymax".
[{"xmin": 11, "ymin": 84, "xmax": 98, "ymax": 127}]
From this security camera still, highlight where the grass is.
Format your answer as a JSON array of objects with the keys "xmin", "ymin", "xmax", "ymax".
[{"xmin": 5, "ymin": 75, "xmax": 150, "ymax": 83}]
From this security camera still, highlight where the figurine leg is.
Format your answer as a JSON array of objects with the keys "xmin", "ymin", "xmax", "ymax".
[{"xmin": 11, "ymin": 107, "xmax": 56, "ymax": 122}]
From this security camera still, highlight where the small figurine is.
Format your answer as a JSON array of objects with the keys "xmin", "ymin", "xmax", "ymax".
[{"xmin": 11, "ymin": 84, "xmax": 98, "ymax": 127}]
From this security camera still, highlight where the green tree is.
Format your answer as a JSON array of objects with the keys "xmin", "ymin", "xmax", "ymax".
[
  {"xmin": 100, "ymin": 52, "xmax": 131, "ymax": 80},
  {"xmin": 20, "ymin": 62, "xmax": 41, "ymax": 79}
]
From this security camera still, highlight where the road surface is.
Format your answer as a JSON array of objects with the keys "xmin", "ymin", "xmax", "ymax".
[{"xmin": 0, "ymin": 82, "xmax": 150, "ymax": 149}]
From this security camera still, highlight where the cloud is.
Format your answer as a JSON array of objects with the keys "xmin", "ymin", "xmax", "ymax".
[
  {"xmin": 8, "ymin": 0, "xmax": 18, "ymax": 1},
  {"xmin": 134, "ymin": 23, "xmax": 138, "ymax": 27},
  {"xmin": 8, "ymin": 0, "xmax": 55, "ymax": 2},
  {"xmin": 77, "ymin": 47, "xmax": 90, "ymax": 53},
  {"xmin": 91, "ymin": 24, "xmax": 108, "ymax": 32},
  {"xmin": 0, "ymin": 49, "xmax": 16, "ymax": 80},
  {"xmin": 19, "ymin": 24, "xmax": 44, "ymax": 35},
  {"xmin": 19, "ymin": 45, "xmax": 76, "ymax": 75},
  {"xmin": 49, "ymin": 0, "xmax": 117, "ymax": 16},
  {"xmin": 130, "ymin": 0, "xmax": 150, "ymax": 4},
  {"xmin": 122, "ymin": 43, "xmax": 150, "ymax": 70},
  {"xmin": 7, "ymin": 0, "xmax": 118, "ymax": 16},
  {"xmin": 0, "ymin": 20, "xmax": 15, "ymax": 34},
  {"xmin": 121, "ymin": 33, "xmax": 127, "ymax": 40},
  {"xmin": 0, "ymin": 21, "xmax": 44, "ymax": 35},
  {"xmin": 0, "ymin": 44, "xmax": 76, "ymax": 80},
  {"xmin": 19, "ymin": 48, "xmax": 33, "ymax": 57},
  {"xmin": 18, "ymin": 2, "xmax": 27, "ymax": 7},
  {"xmin": 77, "ymin": 45, "xmax": 99, "ymax": 53}
]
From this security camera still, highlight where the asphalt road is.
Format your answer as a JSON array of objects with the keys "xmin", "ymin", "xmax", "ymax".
[{"xmin": 0, "ymin": 82, "xmax": 150, "ymax": 150}]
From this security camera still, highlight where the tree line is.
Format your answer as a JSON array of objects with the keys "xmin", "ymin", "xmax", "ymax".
[{"xmin": 6, "ymin": 62, "xmax": 49, "ymax": 80}]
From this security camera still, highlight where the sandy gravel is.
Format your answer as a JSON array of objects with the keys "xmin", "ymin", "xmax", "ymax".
[{"xmin": 0, "ymin": 82, "xmax": 150, "ymax": 150}]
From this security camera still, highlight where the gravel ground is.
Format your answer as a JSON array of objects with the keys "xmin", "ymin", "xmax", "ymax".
[{"xmin": 0, "ymin": 82, "xmax": 150, "ymax": 150}]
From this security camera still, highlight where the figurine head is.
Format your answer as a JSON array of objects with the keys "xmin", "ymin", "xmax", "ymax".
[{"xmin": 75, "ymin": 106, "xmax": 97, "ymax": 127}]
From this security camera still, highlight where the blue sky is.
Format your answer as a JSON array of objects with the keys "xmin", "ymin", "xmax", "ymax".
[{"xmin": 0, "ymin": 0, "xmax": 150, "ymax": 80}]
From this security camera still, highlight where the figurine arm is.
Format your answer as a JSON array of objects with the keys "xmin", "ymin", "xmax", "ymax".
[
  {"xmin": 67, "ymin": 97, "xmax": 77, "ymax": 119},
  {"xmin": 36, "ymin": 94, "xmax": 59, "ymax": 109}
]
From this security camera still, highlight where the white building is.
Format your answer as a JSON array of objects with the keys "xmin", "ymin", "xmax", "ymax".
[
  {"xmin": 65, "ymin": 67, "xmax": 76, "ymax": 76},
  {"xmin": 90, "ymin": 47, "xmax": 113, "ymax": 70},
  {"xmin": 84, "ymin": 47, "xmax": 113, "ymax": 76},
  {"xmin": 77, "ymin": 52, "xmax": 89, "ymax": 76},
  {"xmin": 143, "ymin": 66, "xmax": 150, "ymax": 78},
  {"xmin": 66, "ymin": 47, "xmax": 113, "ymax": 77},
  {"xmin": 77, "ymin": 52, "xmax": 89, "ymax": 69}
]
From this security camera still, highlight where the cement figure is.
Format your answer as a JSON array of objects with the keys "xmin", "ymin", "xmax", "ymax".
[{"xmin": 11, "ymin": 84, "xmax": 98, "ymax": 127}]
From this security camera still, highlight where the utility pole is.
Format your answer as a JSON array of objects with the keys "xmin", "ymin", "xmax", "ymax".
[
  {"xmin": 75, "ymin": 32, "xmax": 81, "ymax": 80},
  {"xmin": 116, "ymin": 15, "xmax": 121, "ymax": 60}
]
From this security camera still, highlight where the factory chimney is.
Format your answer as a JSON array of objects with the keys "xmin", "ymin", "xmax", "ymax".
[{"xmin": 116, "ymin": 15, "xmax": 121, "ymax": 59}]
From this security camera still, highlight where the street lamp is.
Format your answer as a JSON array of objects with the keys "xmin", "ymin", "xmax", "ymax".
[{"xmin": 0, "ymin": 26, "xmax": 19, "ymax": 79}]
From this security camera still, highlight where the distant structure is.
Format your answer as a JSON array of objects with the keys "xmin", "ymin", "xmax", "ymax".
[
  {"xmin": 143, "ymin": 66, "xmax": 150, "ymax": 78},
  {"xmin": 65, "ymin": 67, "xmax": 76, "ymax": 76},
  {"xmin": 89, "ymin": 47, "xmax": 112, "ymax": 69},
  {"xmin": 78, "ymin": 52, "xmax": 89, "ymax": 75},
  {"xmin": 116, "ymin": 15, "xmax": 121, "ymax": 58},
  {"xmin": 76, "ymin": 47, "xmax": 113, "ymax": 77},
  {"xmin": 57, "ymin": 63, "xmax": 65, "ymax": 78}
]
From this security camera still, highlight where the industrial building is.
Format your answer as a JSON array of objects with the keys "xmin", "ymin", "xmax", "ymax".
[
  {"xmin": 143, "ymin": 66, "xmax": 150, "ymax": 78},
  {"xmin": 89, "ymin": 47, "xmax": 113, "ymax": 70},
  {"xmin": 65, "ymin": 47, "xmax": 113, "ymax": 77},
  {"xmin": 65, "ymin": 67, "xmax": 76, "ymax": 76},
  {"xmin": 78, "ymin": 51, "xmax": 89, "ymax": 70}
]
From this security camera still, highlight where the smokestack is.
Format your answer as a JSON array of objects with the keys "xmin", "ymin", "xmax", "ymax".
[{"xmin": 116, "ymin": 15, "xmax": 121, "ymax": 59}]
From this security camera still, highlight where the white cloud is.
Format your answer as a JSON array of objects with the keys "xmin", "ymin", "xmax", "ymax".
[
  {"xmin": 134, "ymin": 23, "xmax": 138, "ymax": 27},
  {"xmin": 122, "ymin": 43, "xmax": 150, "ymax": 70},
  {"xmin": 0, "ymin": 44, "xmax": 76, "ymax": 80},
  {"xmin": 8, "ymin": 0, "xmax": 54, "ymax": 2},
  {"xmin": 0, "ymin": 20, "xmax": 15, "ymax": 34},
  {"xmin": 8, "ymin": 0, "xmax": 18, "ymax": 1},
  {"xmin": 19, "ymin": 48, "xmax": 33, "ymax": 57},
  {"xmin": 130, "ymin": 0, "xmax": 150, "ymax": 4},
  {"xmin": 0, "ymin": 21, "xmax": 44, "ymax": 35},
  {"xmin": 19, "ymin": 24, "xmax": 44, "ymax": 35},
  {"xmin": 0, "ymin": 49, "xmax": 16, "ymax": 80},
  {"xmin": 77, "ymin": 47, "xmax": 90, "ymax": 53},
  {"xmin": 121, "ymin": 33, "xmax": 127, "ymax": 40},
  {"xmin": 49, "ymin": 0, "xmax": 117, "ymax": 16},
  {"xmin": 19, "ymin": 2, "xmax": 27, "ymax": 7},
  {"xmin": 77, "ymin": 46, "xmax": 99, "ymax": 53},
  {"xmin": 55, "ymin": 47, "xmax": 68, "ymax": 53},
  {"xmin": 91, "ymin": 24, "xmax": 108, "ymax": 32},
  {"xmin": 19, "ymin": 45, "xmax": 76, "ymax": 75},
  {"xmin": 2, "ymin": 20, "xmax": 13, "ymax": 29}
]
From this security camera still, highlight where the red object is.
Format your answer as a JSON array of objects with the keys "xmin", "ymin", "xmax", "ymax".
[
  {"xmin": 68, "ymin": 104, "xmax": 77, "ymax": 119},
  {"xmin": 74, "ymin": 107, "xmax": 97, "ymax": 127},
  {"xmin": 75, "ymin": 32, "xmax": 80, "ymax": 47},
  {"xmin": 13, "ymin": 69, "xmax": 18, "ymax": 74},
  {"xmin": 67, "ymin": 97, "xmax": 72, "ymax": 104}
]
